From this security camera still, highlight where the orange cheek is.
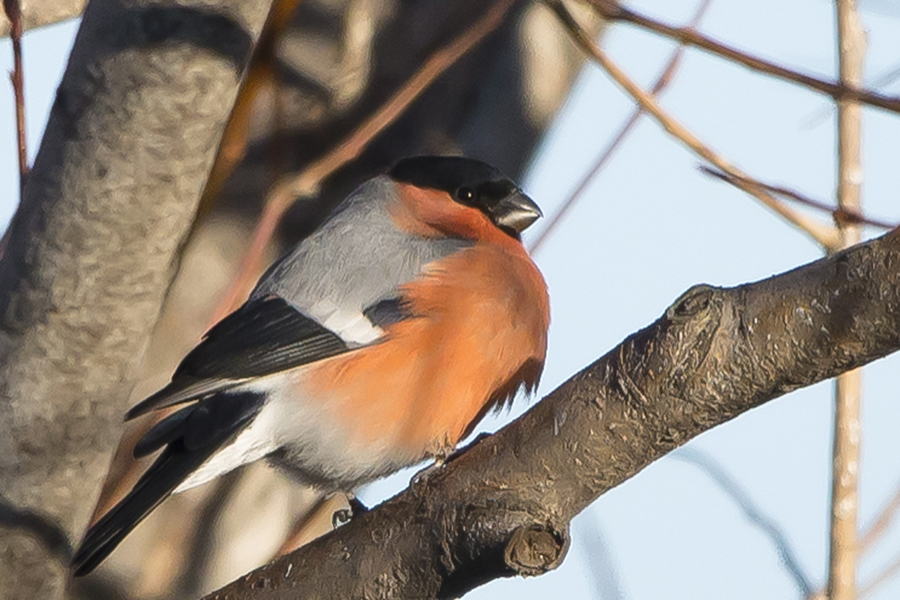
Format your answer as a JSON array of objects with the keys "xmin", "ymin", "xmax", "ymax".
[{"xmin": 393, "ymin": 182, "xmax": 502, "ymax": 242}]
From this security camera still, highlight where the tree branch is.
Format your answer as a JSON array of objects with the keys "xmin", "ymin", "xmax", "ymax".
[
  {"xmin": 529, "ymin": 0, "xmax": 713, "ymax": 256},
  {"xmin": 206, "ymin": 225, "xmax": 900, "ymax": 599},
  {"xmin": 699, "ymin": 167, "xmax": 894, "ymax": 231},
  {"xmin": 583, "ymin": 0, "xmax": 900, "ymax": 116},
  {"xmin": 547, "ymin": 0, "xmax": 841, "ymax": 249},
  {"xmin": 827, "ymin": 2, "xmax": 866, "ymax": 598},
  {"xmin": 860, "ymin": 550, "xmax": 900, "ymax": 599},
  {"xmin": 673, "ymin": 448, "xmax": 814, "ymax": 596},
  {"xmin": 1, "ymin": 0, "xmax": 28, "ymax": 193},
  {"xmin": 860, "ymin": 481, "xmax": 900, "ymax": 553}
]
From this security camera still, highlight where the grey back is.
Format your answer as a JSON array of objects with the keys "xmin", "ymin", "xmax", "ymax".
[{"xmin": 252, "ymin": 175, "xmax": 469, "ymax": 323}]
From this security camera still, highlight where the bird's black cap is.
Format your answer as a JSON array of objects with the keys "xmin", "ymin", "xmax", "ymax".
[{"xmin": 388, "ymin": 156, "xmax": 542, "ymax": 236}]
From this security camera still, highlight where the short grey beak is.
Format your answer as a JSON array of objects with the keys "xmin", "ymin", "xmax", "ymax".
[{"xmin": 492, "ymin": 190, "xmax": 542, "ymax": 234}]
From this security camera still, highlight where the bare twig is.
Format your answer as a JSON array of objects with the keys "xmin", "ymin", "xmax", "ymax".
[
  {"xmin": 210, "ymin": 0, "xmax": 519, "ymax": 322},
  {"xmin": 698, "ymin": 167, "xmax": 894, "ymax": 231},
  {"xmin": 2, "ymin": 0, "xmax": 28, "ymax": 194},
  {"xmin": 802, "ymin": 60, "xmax": 900, "ymax": 130},
  {"xmin": 276, "ymin": 493, "xmax": 345, "ymax": 556},
  {"xmin": 827, "ymin": 3, "xmax": 866, "ymax": 599},
  {"xmin": 578, "ymin": 512, "xmax": 624, "ymax": 600},
  {"xmin": 547, "ymin": 0, "xmax": 841, "ymax": 249},
  {"xmin": 859, "ymin": 551, "xmax": 900, "ymax": 599},
  {"xmin": 582, "ymin": 0, "xmax": 900, "ymax": 116},
  {"xmin": 529, "ymin": 0, "xmax": 713, "ymax": 255},
  {"xmin": 674, "ymin": 448, "xmax": 815, "ymax": 596},
  {"xmin": 0, "ymin": 496, "xmax": 72, "ymax": 562},
  {"xmin": 808, "ymin": 481, "xmax": 900, "ymax": 599},
  {"xmin": 872, "ymin": 62, "xmax": 900, "ymax": 91},
  {"xmin": 197, "ymin": 0, "xmax": 304, "ymax": 217},
  {"xmin": 859, "ymin": 481, "xmax": 900, "ymax": 554}
]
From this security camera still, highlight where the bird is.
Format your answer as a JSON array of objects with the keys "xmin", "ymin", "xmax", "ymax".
[{"xmin": 71, "ymin": 155, "xmax": 550, "ymax": 577}]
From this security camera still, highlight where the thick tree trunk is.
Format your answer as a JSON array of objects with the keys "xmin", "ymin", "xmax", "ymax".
[{"xmin": 0, "ymin": 1, "xmax": 274, "ymax": 598}]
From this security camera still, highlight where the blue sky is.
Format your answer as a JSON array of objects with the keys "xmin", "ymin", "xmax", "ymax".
[{"xmin": 3, "ymin": 1, "xmax": 900, "ymax": 598}]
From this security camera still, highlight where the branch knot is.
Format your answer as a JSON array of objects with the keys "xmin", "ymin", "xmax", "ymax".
[{"xmin": 503, "ymin": 522, "xmax": 568, "ymax": 576}]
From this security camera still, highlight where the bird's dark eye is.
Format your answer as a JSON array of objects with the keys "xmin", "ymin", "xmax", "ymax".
[{"xmin": 456, "ymin": 187, "xmax": 477, "ymax": 204}]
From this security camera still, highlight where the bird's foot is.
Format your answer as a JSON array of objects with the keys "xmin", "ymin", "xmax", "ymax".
[
  {"xmin": 331, "ymin": 493, "xmax": 368, "ymax": 529},
  {"xmin": 412, "ymin": 457, "xmax": 445, "ymax": 487},
  {"xmin": 410, "ymin": 434, "xmax": 493, "ymax": 495},
  {"xmin": 410, "ymin": 453, "xmax": 453, "ymax": 496}
]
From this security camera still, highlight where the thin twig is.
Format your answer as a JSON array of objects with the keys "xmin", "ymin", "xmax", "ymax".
[
  {"xmin": 529, "ymin": 0, "xmax": 713, "ymax": 256},
  {"xmin": 197, "ymin": 0, "xmax": 304, "ymax": 217},
  {"xmin": 811, "ymin": 482, "xmax": 900, "ymax": 598},
  {"xmin": 859, "ymin": 550, "xmax": 900, "ymax": 599},
  {"xmin": 673, "ymin": 448, "xmax": 815, "ymax": 597},
  {"xmin": 783, "ymin": 483, "xmax": 900, "ymax": 600},
  {"xmin": 828, "ymin": 3, "xmax": 865, "ymax": 599},
  {"xmin": 859, "ymin": 481, "xmax": 900, "ymax": 554},
  {"xmin": 547, "ymin": 0, "xmax": 840, "ymax": 249},
  {"xmin": 698, "ymin": 167, "xmax": 895, "ymax": 231},
  {"xmin": 578, "ymin": 512, "xmax": 625, "ymax": 600},
  {"xmin": 2, "ymin": 0, "xmax": 28, "ymax": 194},
  {"xmin": 276, "ymin": 493, "xmax": 345, "ymax": 556},
  {"xmin": 582, "ymin": 0, "xmax": 900, "ymax": 116},
  {"xmin": 0, "ymin": 495, "xmax": 73, "ymax": 562},
  {"xmin": 802, "ymin": 60, "xmax": 900, "ymax": 130},
  {"xmin": 210, "ymin": 0, "xmax": 519, "ymax": 323}
]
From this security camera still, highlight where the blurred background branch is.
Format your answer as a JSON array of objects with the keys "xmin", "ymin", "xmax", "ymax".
[
  {"xmin": 547, "ymin": 0, "xmax": 841, "ymax": 247},
  {"xmin": 0, "ymin": 0, "xmax": 27, "ymax": 195},
  {"xmin": 583, "ymin": 0, "xmax": 900, "ymax": 115},
  {"xmin": 673, "ymin": 448, "xmax": 815, "ymax": 597},
  {"xmin": 530, "ymin": 0, "xmax": 713, "ymax": 256},
  {"xmin": 699, "ymin": 166, "xmax": 895, "ymax": 230}
]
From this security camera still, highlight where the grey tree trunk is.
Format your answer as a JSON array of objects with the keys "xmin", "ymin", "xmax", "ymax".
[{"xmin": 0, "ymin": 1, "xmax": 274, "ymax": 598}]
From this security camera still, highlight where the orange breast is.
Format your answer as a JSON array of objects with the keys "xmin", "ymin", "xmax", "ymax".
[{"xmin": 303, "ymin": 243, "xmax": 549, "ymax": 460}]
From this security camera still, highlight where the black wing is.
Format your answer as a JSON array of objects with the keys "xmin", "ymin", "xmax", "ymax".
[
  {"xmin": 126, "ymin": 296, "xmax": 349, "ymax": 420},
  {"xmin": 72, "ymin": 392, "xmax": 264, "ymax": 576},
  {"xmin": 362, "ymin": 296, "xmax": 411, "ymax": 327}
]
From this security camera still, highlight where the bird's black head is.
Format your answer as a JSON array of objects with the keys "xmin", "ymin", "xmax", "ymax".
[{"xmin": 388, "ymin": 156, "xmax": 542, "ymax": 238}]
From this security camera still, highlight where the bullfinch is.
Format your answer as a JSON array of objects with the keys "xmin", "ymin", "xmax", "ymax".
[{"xmin": 71, "ymin": 155, "xmax": 550, "ymax": 576}]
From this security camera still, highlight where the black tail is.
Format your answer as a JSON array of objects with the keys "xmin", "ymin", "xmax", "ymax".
[
  {"xmin": 71, "ymin": 391, "xmax": 263, "ymax": 576},
  {"xmin": 71, "ymin": 443, "xmax": 212, "ymax": 576}
]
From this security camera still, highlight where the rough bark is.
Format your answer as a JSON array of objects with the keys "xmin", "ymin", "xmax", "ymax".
[
  {"xmin": 0, "ymin": 1, "xmax": 274, "ymax": 598},
  {"xmin": 207, "ymin": 227, "xmax": 900, "ymax": 599}
]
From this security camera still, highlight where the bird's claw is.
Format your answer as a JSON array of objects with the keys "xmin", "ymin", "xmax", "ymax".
[
  {"xmin": 331, "ymin": 494, "xmax": 368, "ymax": 529},
  {"xmin": 332, "ymin": 508, "xmax": 352, "ymax": 528},
  {"xmin": 411, "ymin": 456, "xmax": 447, "ymax": 493}
]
